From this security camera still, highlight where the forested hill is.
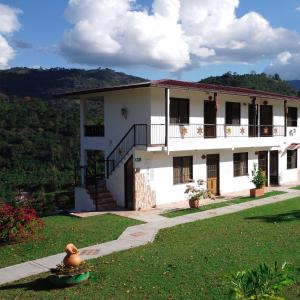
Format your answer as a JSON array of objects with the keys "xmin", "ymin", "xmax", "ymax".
[
  {"xmin": 200, "ymin": 72, "xmax": 299, "ymax": 97},
  {"xmin": 0, "ymin": 67, "xmax": 146, "ymax": 99}
]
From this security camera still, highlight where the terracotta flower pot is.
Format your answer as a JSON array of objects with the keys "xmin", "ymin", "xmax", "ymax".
[
  {"xmin": 250, "ymin": 188, "xmax": 264, "ymax": 198},
  {"xmin": 63, "ymin": 244, "xmax": 83, "ymax": 267},
  {"xmin": 189, "ymin": 199, "xmax": 200, "ymax": 208}
]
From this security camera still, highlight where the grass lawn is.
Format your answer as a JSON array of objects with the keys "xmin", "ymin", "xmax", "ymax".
[
  {"xmin": 0, "ymin": 197, "xmax": 299, "ymax": 299},
  {"xmin": 163, "ymin": 190, "xmax": 286, "ymax": 218},
  {"xmin": 0, "ymin": 214, "xmax": 141, "ymax": 269},
  {"xmin": 290, "ymin": 185, "xmax": 300, "ymax": 190}
]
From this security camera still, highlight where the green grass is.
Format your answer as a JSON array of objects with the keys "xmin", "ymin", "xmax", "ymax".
[
  {"xmin": 289, "ymin": 185, "xmax": 300, "ymax": 190},
  {"xmin": 0, "ymin": 197, "xmax": 299, "ymax": 299},
  {"xmin": 0, "ymin": 214, "xmax": 141, "ymax": 268},
  {"xmin": 163, "ymin": 190, "xmax": 286, "ymax": 218}
]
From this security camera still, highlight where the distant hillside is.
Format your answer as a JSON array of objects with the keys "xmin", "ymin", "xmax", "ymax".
[
  {"xmin": 0, "ymin": 67, "xmax": 146, "ymax": 99},
  {"xmin": 200, "ymin": 72, "xmax": 298, "ymax": 97},
  {"xmin": 287, "ymin": 80, "xmax": 300, "ymax": 91}
]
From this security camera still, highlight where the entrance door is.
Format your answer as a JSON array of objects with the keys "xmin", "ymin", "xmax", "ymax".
[
  {"xmin": 258, "ymin": 151, "xmax": 268, "ymax": 186},
  {"xmin": 248, "ymin": 104, "xmax": 258, "ymax": 137},
  {"xmin": 124, "ymin": 156, "xmax": 134, "ymax": 209},
  {"xmin": 260, "ymin": 105, "xmax": 273, "ymax": 137},
  {"xmin": 207, "ymin": 154, "xmax": 219, "ymax": 195},
  {"xmin": 270, "ymin": 150, "xmax": 279, "ymax": 186},
  {"xmin": 204, "ymin": 101, "xmax": 216, "ymax": 138}
]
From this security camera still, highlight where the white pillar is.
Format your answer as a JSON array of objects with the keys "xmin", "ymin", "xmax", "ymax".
[
  {"xmin": 165, "ymin": 88, "xmax": 170, "ymax": 150},
  {"xmin": 80, "ymin": 99, "xmax": 87, "ymax": 186},
  {"xmin": 267, "ymin": 150, "xmax": 271, "ymax": 187}
]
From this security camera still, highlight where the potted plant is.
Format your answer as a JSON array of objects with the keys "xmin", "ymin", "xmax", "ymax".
[
  {"xmin": 185, "ymin": 179, "xmax": 214, "ymax": 208},
  {"xmin": 250, "ymin": 163, "xmax": 266, "ymax": 197}
]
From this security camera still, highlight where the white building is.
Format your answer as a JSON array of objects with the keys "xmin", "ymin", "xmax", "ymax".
[{"xmin": 59, "ymin": 80, "xmax": 300, "ymax": 211}]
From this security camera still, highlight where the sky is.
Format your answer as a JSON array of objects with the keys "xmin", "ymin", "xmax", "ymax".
[{"xmin": 1, "ymin": 0, "xmax": 300, "ymax": 81}]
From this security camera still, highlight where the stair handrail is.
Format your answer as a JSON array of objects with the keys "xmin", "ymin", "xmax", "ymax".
[{"xmin": 106, "ymin": 124, "xmax": 136, "ymax": 161}]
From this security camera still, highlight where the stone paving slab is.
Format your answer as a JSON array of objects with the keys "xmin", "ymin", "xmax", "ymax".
[{"xmin": 0, "ymin": 187, "xmax": 299, "ymax": 287}]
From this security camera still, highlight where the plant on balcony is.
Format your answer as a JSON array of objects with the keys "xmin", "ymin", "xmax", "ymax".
[
  {"xmin": 249, "ymin": 163, "xmax": 266, "ymax": 197},
  {"xmin": 185, "ymin": 179, "xmax": 214, "ymax": 208}
]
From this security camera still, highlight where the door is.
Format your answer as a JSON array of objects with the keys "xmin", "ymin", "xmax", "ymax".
[
  {"xmin": 124, "ymin": 156, "xmax": 134, "ymax": 209},
  {"xmin": 204, "ymin": 101, "xmax": 216, "ymax": 138},
  {"xmin": 207, "ymin": 154, "xmax": 219, "ymax": 195},
  {"xmin": 270, "ymin": 150, "xmax": 279, "ymax": 186},
  {"xmin": 258, "ymin": 151, "xmax": 268, "ymax": 186},
  {"xmin": 260, "ymin": 105, "xmax": 273, "ymax": 137},
  {"xmin": 248, "ymin": 104, "xmax": 258, "ymax": 137}
]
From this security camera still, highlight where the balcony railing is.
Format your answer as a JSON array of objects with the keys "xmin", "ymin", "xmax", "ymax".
[
  {"xmin": 168, "ymin": 124, "xmax": 285, "ymax": 138},
  {"xmin": 85, "ymin": 125, "xmax": 105, "ymax": 137}
]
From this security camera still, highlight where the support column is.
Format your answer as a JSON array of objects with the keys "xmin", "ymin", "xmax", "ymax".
[
  {"xmin": 80, "ymin": 99, "xmax": 87, "ymax": 187},
  {"xmin": 267, "ymin": 150, "xmax": 270, "ymax": 187},
  {"xmin": 257, "ymin": 101, "xmax": 260, "ymax": 137},
  {"xmin": 284, "ymin": 100, "xmax": 287, "ymax": 137},
  {"xmin": 165, "ymin": 88, "xmax": 170, "ymax": 148}
]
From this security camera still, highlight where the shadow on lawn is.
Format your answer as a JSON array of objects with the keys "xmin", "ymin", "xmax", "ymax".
[
  {"xmin": 0, "ymin": 276, "xmax": 76, "ymax": 292},
  {"xmin": 246, "ymin": 210, "xmax": 300, "ymax": 223}
]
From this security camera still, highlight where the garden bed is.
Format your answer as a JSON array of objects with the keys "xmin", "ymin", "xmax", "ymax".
[{"xmin": 162, "ymin": 190, "xmax": 286, "ymax": 218}]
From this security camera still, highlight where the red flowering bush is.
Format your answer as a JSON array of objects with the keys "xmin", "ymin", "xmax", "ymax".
[{"xmin": 0, "ymin": 204, "xmax": 44, "ymax": 243}]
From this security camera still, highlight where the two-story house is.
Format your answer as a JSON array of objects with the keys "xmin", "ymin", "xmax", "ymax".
[{"xmin": 58, "ymin": 80, "xmax": 300, "ymax": 211}]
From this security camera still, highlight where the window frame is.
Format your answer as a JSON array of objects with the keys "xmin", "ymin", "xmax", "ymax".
[
  {"xmin": 287, "ymin": 150, "xmax": 297, "ymax": 169},
  {"xmin": 287, "ymin": 107, "xmax": 297, "ymax": 127},
  {"xmin": 233, "ymin": 152, "xmax": 248, "ymax": 177},
  {"xmin": 170, "ymin": 98, "xmax": 190, "ymax": 124},
  {"xmin": 173, "ymin": 156, "xmax": 193, "ymax": 185},
  {"xmin": 226, "ymin": 102, "xmax": 241, "ymax": 125}
]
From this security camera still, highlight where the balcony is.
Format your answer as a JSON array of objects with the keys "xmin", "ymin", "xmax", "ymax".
[{"xmin": 168, "ymin": 124, "xmax": 285, "ymax": 139}]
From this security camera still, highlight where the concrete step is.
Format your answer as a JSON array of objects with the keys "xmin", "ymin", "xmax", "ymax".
[
  {"xmin": 96, "ymin": 202, "xmax": 116, "ymax": 211},
  {"xmin": 95, "ymin": 197, "xmax": 115, "ymax": 204}
]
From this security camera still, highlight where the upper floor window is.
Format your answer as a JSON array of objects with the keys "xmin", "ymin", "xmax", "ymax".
[
  {"xmin": 226, "ymin": 102, "xmax": 240, "ymax": 125},
  {"xmin": 233, "ymin": 152, "xmax": 248, "ymax": 177},
  {"xmin": 287, "ymin": 150, "xmax": 297, "ymax": 169},
  {"xmin": 170, "ymin": 98, "xmax": 189, "ymax": 124},
  {"xmin": 173, "ymin": 156, "xmax": 193, "ymax": 185},
  {"xmin": 287, "ymin": 107, "xmax": 297, "ymax": 127}
]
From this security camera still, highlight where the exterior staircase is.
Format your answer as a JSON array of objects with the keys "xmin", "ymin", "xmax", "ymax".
[{"xmin": 86, "ymin": 180, "xmax": 116, "ymax": 211}]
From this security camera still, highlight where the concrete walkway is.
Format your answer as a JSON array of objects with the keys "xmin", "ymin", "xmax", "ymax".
[{"xmin": 0, "ymin": 186, "xmax": 299, "ymax": 286}]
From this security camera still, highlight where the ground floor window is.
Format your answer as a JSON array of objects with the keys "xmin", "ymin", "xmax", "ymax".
[
  {"xmin": 173, "ymin": 156, "xmax": 193, "ymax": 184},
  {"xmin": 233, "ymin": 152, "xmax": 248, "ymax": 177},
  {"xmin": 287, "ymin": 150, "xmax": 297, "ymax": 169}
]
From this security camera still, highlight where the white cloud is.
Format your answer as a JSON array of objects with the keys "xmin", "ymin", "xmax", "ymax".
[
  {"xmin": 61, "ymin": 0, "xmax": 300, "ymax": 74},
  {"xmin": 0, "ymin": 3, "xmax": 21, "ymax": 69},
  {"xmin": 297, "ymin": 6, "xmax": 300, "ymax": 11}
]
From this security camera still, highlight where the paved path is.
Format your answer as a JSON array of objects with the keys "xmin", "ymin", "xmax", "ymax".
[{"xmin": 0, "ymin": 187, "xmax": 299, "ymax": 286}]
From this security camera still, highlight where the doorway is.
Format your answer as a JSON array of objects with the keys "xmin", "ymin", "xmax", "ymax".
[
  {"xmin": 260, "ymin": 105, "xmax": 273, "ymax": 137},
  {"xmin": 258, "ymin": 151, "xmax": 268, "ymax": 186},
  {"xmin": 204, "ymin": 100, "xmax": 216, "ymax": 138},
  {"xmin": 248, "ymin": 104, "xmax": 258, "ymax": 137},
  {"xmin": 270, "ymin": 150, "xmax": 279, "ymax": 186},
  {"xmin": 207, "ymin": 154, "xmax": 220, "ymax": 195},
  {"xmin": 124, "ymin": 156, "xmax": 134, "ymax": 209}
]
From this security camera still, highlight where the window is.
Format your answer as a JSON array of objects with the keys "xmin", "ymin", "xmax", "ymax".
[
  {"xmin": 287, "ymin": 150, "xmax": 297, "ymax": 169},
  {"xmin": 170, "ymin": 98, "xmax": 189, "ymax": 124},
  {"xmin": 173, "ymin": 156, "xmax": 193, "ymax": 184},
  {"xmin": 226, "ymin": 102, "xmax": 241, "ymax": 125},
  {"xmin": 233, "ymin": 152, "xmax": 248, "ymax": 177},
  {"xmin": 287, "ymin": 107, "xmax": 297, "ymax": 127}
]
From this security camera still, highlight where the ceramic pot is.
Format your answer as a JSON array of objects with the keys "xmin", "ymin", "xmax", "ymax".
[
  {"xmin": 250, "ymin": 188, "xmax": 264, "ymax": 198},
  {"xmin": 189, "ymin": 199, "xmax": 200, "ymax": 208}
]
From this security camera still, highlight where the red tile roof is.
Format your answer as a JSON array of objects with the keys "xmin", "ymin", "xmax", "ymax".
[{"xmin": 55, "ymin": 79, "xmax": 300, "ymax": 101}]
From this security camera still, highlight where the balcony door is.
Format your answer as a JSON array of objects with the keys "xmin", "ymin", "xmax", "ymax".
[
  {"xmin": 248, "ymin": 104, "xmax": 258, "ymax": 137},
  {"xmin": 260, "ymin": 105, "xmax": 273, "ymax": 137},
  {"xmin": 204, "ymin": 100, "xmax": 216, "ymax": 138}
]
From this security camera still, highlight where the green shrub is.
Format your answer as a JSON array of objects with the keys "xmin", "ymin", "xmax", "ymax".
[
  {"xmin": 250, "ymin": 163, "xmax": 266, "ymax": 189},
  {"xmin": 229, "ymin": 262, "xmax": 294, "ymax": 299}
]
